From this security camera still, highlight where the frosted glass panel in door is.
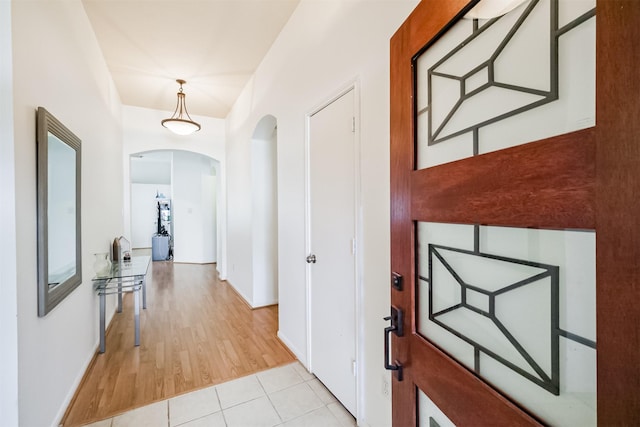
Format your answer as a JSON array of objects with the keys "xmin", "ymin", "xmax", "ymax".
[
  {"xmin": 418, "ymin": 388, "xmax": 456, "ymax": 427},
  {"xmin": 417, "ymin": 222, "xmax": 596, "ymax": 426},
  {"xmin": 415, "ymin": 0, "xmax": 596, "ymax": 169}
]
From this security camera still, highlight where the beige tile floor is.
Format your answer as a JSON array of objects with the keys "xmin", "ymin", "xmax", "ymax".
[{"xmin": 82, "ymin": 362, "xmax": 356, "ymax": 427}]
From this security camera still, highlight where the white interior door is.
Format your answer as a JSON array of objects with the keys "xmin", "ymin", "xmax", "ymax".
[{"xmin": 308, "ymin": 88, "xmax": 357, "ymax": 415}]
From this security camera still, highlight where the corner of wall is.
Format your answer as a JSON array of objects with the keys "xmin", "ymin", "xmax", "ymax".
[
  {"xmin": 277, "ymin": 330, "xmax": 305, "ymax": 365},
  {"xmin": 0, "ymin": 0, "xmax": 19, "ymax": 424}
]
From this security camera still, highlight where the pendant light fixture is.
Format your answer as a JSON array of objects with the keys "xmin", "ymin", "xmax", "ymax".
[
  {"xmin": 161, "ymin": 79, "xmax": 201, "ymax": 135},
  {"xmin": 465, "ymin": 0, "xmax": 528, "ymax": 19}
]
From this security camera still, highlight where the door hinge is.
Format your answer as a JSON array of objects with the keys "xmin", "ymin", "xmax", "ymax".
[
  {"xmin": 352, "ymin": 359, "xmax": 357, "ymax": 377},
  {"xmin": 351, "ymin": 238, "xmax": 356, "ymax": 255},
  {"xmin": 352, "ymin": 117, "xmax": 356, "ymax": 132}
]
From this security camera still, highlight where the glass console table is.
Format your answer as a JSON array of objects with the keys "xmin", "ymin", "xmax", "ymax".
[{"xmin": 92, "ymin": 255, "xmax": 150, "ymax": 353}]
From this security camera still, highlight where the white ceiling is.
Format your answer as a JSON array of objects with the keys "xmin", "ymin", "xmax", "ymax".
[
  {"xmin": 130, "ymin": 155, "xmax": 172, "ymax": 185},
  {"xmin": 82, "ymin": 0, "xmax": 300, "ymax": 119}
]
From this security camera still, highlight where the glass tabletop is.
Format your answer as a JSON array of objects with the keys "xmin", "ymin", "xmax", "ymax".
[{"xmin": 92, "ymin": 255, "xmax": 151, "ymax": 281}]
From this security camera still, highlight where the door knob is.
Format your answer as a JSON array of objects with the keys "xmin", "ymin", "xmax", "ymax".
[{"xmin": 306, "ymin": 254, "xmax": 317, "ymax": 264}]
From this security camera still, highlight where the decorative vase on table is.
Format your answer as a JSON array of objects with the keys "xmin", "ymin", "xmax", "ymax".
[{"xmin": 93, "ymin": 253, "xmax": 111, "ymax": 277}]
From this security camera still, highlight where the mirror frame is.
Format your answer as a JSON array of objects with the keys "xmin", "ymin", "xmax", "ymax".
[{"xmin": 37, "ymin": 107, "xmax": 82, "ymax": 317}]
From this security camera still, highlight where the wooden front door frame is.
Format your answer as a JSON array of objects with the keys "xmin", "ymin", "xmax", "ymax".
[{"xmin": 389, "ymin": 0, "xmax": 640, "ymax": 425}]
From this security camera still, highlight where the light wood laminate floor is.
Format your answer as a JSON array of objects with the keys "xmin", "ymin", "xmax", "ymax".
[{"xmin": 62, "ymin": 261, "xmax": 295, "ymax": 427}]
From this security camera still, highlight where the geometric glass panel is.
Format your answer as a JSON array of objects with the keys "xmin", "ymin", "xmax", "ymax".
[
  {"xmin": 418, "ymin": 388, "xmax": 456, "ymax": 427},
  {"xmin": 415, "ymin": 0, "xmax": 596, "ymax": 169},
  {"xmin": 429, "ymin": 244, "xmax": 560, "ymax": 395},
  {"xmin": 417, "ymin": 222, "xmax": 596, "ymax": 426}
]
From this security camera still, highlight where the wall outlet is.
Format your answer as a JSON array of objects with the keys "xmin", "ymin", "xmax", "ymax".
[{"xmin": 382, "ymin": 374, "xmax": 390, "ymax": 400}]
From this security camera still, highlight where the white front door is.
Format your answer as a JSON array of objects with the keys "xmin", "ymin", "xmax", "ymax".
[{"xmin": 307, "ymin": 88, "xmax": 357, "ymax": 415}]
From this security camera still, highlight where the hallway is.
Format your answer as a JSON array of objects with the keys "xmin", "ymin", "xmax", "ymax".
[{"xmin": 62, "ymin": 261, "xmax": 296, "ymax": 426}]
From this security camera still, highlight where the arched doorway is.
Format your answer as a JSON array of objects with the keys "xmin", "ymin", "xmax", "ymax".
[
  {"xmin": 251, "ymin": 115, "xmax": 279, "ymax": 306},
  {"xmin": 129, "ymin": 150, "xmax": 220, "ymax": 264}
]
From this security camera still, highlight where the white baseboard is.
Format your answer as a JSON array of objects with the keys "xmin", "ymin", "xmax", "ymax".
[{"xmin": 277, "ymin": 330, "xmax": 306, "ymax": 366}]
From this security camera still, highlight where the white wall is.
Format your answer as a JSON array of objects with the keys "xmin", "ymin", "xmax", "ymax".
[
  {"xmin": 11, "ymin": 1, "xmax": 124, "ymax": 426},
  {"xmin": 172, "ymin": 151, "xmax": 217, "ymax": 264},
  {"xmin": 130, "ymin": 158, "xmax": 172, "ymax": 184},
  {"xmin": 123, "ymin": 106, "xmax": 227, "ymax": 276},
  {"xmin": 225, "ymin": 1, "xmax": 418, "ymax": 425},
  {"xmin": 226, "ymin": 117, "xmax": 253, "ymax": 298},
  {"xmin": 202, "ymin": 174, "xmax": 217, "ymax": 262},
  {"xmin": 0, "ymin": 0, "xmax": 19, "ymax": 424}
]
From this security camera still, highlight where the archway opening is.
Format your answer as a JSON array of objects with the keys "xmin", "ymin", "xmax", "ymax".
[
  {"xmin": 251, "ymin": 115, "xmax": 279, "ymax": 306},
  {"xmin": 129, "ymin": 149, "xmax": 220, "ymax": 264}
]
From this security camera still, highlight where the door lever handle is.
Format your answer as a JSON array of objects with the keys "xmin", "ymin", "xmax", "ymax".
[
  {"xmin": 383, "ymin": 306, "xmax": 403, "ymax": 381},
  {"xmin": 306, "ymin": 254, "xmax": 317, "ymax": 264}
]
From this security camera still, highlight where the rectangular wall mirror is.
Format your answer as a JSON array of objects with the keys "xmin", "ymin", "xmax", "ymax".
[{"xmin": 37, "ymin": 106, "xmax": 82, "ymax": 317}]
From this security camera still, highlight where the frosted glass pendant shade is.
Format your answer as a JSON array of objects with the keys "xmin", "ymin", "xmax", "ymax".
[{"xmin": 161, "ymin": 117, "xmax": 201, "ymax": 135}]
